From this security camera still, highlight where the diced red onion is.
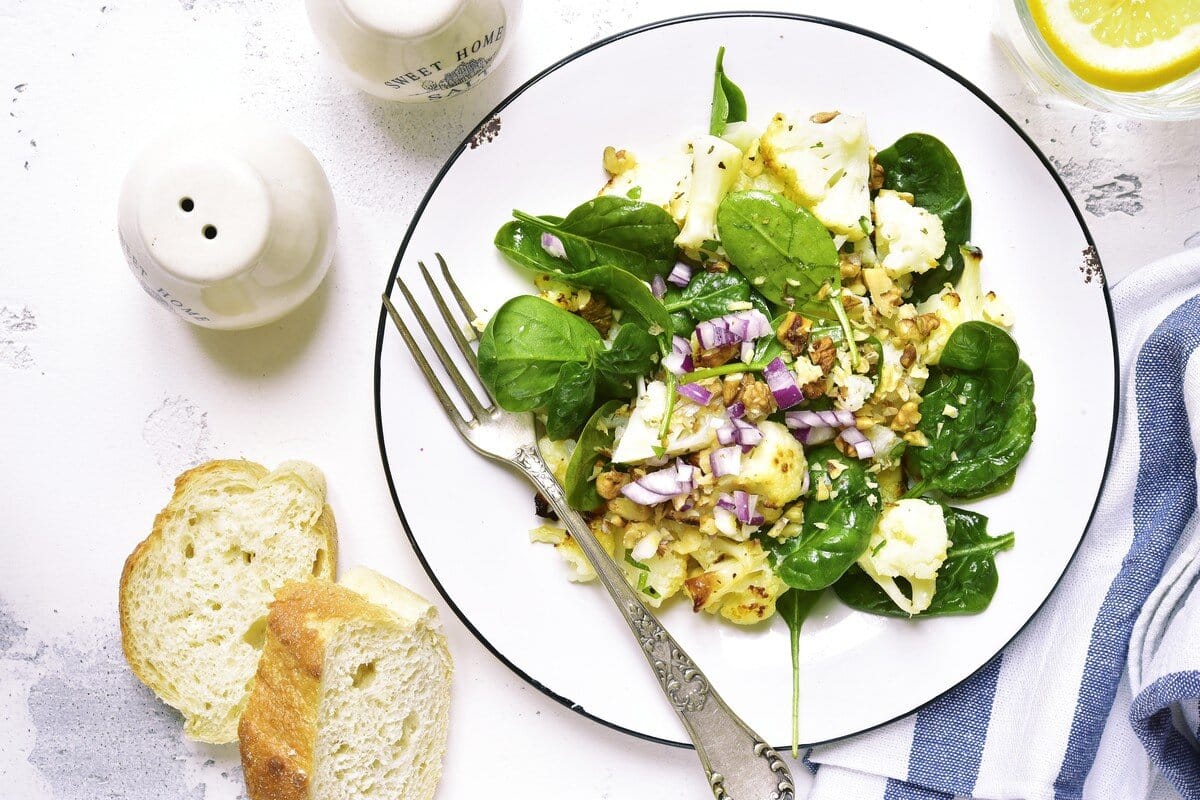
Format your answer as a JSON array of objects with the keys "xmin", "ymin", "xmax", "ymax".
[
  {"xmin": 785, "ymin": 409, "xmax": 856, "ymax": 430},
  {"xmin": 677, "ymin": 382, "xmax": 713, "ymax": 406},
  {"xmin": 541, "ymin": 232, "xmax": 567, "ymax": 260},
  {"xmin": 667, "ymin": 263, "xmax": 693, "ymax": 287},
  {"xmin": 837, "ymin": 425, "xmax": 875, "ymax": 459},
  {"xmin": 663, "ymin": 336, "xmax": 695, "ymax": 375},
  {"xmin": 651, "ymin": 274, "xmax": 667, "ymax": 299},
  {"xmin": 714, "ymin": 506, "xmax": 739, "ymax": 537},
  {"xmin": 620, "ymin": 461, "xmax": 698, "ymax": 505},
  {"xmin": 620, "ymin": 482, "xmax": 673, "ymax": 505},
  {"xmin": 801, "ymin": 468, "xmax": 810, "ymax": 495},
  {"xmin": 717, "ymin": 416, "xmax": 763, "ymax": 448},
  {"xmin": 695, "ymin": 310, "xmax": 772, "ymax": 350},
  {"xmin": 740, "ymin": 341, "xmax": 756, "ymax": 364},
  {"xmin": 795, "ymin": 425, "xmax": 837, "ymax": 445},
  {"xmin": 727, "ymin": 401, "xmax": 745, "ymax": 420},
  {"xmin": 763, "ymin": 357, "xmax": 804, "ymax": 410},
  {"xmin": 709, "ymin": 445, "xmax": 742, "ymax": 477},
  {"xmin": 717, "ymin": 490, "xmax": 765, "ymax": 526}
]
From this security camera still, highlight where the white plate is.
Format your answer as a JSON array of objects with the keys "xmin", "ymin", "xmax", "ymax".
[{"xmin": 374, "ymin": 13, "xmax": 1117, "ymax": 747}]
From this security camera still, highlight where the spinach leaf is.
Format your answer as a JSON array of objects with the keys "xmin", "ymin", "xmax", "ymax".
[
  {"xmin": 833, "ymin": 506, "xmax": 1014, "ymax": 616},
  {"xmin": 595, "ymin": 324, "xmax": 658, "ymax": 397},
  {"xmin": 777, "ymin": 589, "xmax": 822, "ymax": 757},
  {"xmin": 663, "ymin": 269, "xmax": 772, "ymax": 329},
  {"xmin": 876, "ymin": 133, "xmax": 971, "ymax": 303},
  {"xmin": 669, "ymin": 310, "xmax": 696, "ymax": 338},
  {"xmin": 564, "ymin": 400, "xmax": 624, "ymax": 511},
  {"xmin": 550, "ymin": 264, "xmax": 672, "ymax": 336},
  {"xmin": 545, "ymin": 361, "xmax": 596, "ymax": 441},
  {"xmin": 908, "ymin": 360, "xmax": 1036, "ymax": 498},
  {"xmin": 513, "ymin": 196, "xmax": 679, "ymax": 281},
  {"xmin": 494, "ymin": 219, "xmax": 568, "ymax": 274},
  {"xmin": 709, "ymin": 46, "xmax": 747, "ymax": 137},
  {"xmin": 768, "ymin": 445, "xmax": 881, "ymax": 591},
  {"xmin": 495, "ymin": 219, "xmax": 673, "ymax": 336},
  {"xmin": 939, "ymin": 321, "xmax": 1019, "ymax": 401},
  {"xmin": 478, "ymin": 295, "xmax": 603, "ymax": 412},
  {"xmin": 716, "ymin": 191, "xmax": 840, "ymax": 307}
]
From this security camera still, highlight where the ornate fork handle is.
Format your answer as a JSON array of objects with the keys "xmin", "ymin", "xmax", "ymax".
[{"xmin": 514, "ymin": 445, "xmax": 795, "ymax": 800}]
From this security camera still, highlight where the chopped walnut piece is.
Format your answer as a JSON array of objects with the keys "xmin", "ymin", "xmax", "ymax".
[
  {"xmin": 801, "ymin": 379, "xmax": 828, "ymax": 400},
  {"xmin": 809, "ymin": 336, "xmax": 837, "ymax": 373},
  {"xmin": 900, "ymin": 343, "xmax": 917, "ymax": 369},
  {"xmin": 602, "ymin": 146, "xmax": 637, "ymax": 176},
  {"xmin": 810, "ymin": 110, "xmax": 840, "ymax": 124},
  {"xmin": 737, "ymin": 378, "xmax": 777, "ymax": 421},
  {"xmin": 704, "ymin": 259, "xmax": 730, "ymax": 273},
  {"xmin": 696, "ymin": 344, "xmax": 740, "ymax": 368},
  {"xmin": 775, "ymin": 312, "xmax": 811, "ymax": 357},
  {"xmin": 595, "ymin": 471, "xmax": 629, "ymax": 501},
  {"xmin": 577, "ymin": 293, "xmax": 613, "ymax": 336},
  {"xmin": 722, "ymin": 375, "xmax": 741, "ymax": 405},
  {"xmin": 839, "ymin": 253, "xmax": 862, "ymax": 280},
  {"xmin": 891, "ymin": 401, "xmax": 922, "ymax": 432},
  {"xmin": 869, "ymin": 158, "xmax": 885, "ymax": 191},
  {"xmin": 914, "ymin": 313, "xmax": 942, "ymax": 337},
  {"xmin": 840, "ymin": 293, "xmax": 863, "ymax": 312}
]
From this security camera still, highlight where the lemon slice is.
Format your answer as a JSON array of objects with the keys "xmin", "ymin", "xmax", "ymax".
[{"xmin": 1028, "ymin": 0, "xmax": 1200, "ymax": 92}]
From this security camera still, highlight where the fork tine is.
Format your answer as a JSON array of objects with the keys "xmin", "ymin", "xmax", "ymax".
[
  {"xmin": 392, "ymin": 276, "xmax": 489, "ymax": 418},
  {"xmin": 418, "ymin": 259, "xmax": 480, "ymax": 374},
  {"xmin": 381, "ymin": 293, "xmax": 472, "ymax": 430},
  {"xmin": 436, "ymin": 253, "xmax": 478, "ymax": 325}
]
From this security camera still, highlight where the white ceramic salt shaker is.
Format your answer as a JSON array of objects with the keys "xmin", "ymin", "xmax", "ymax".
[
  {"xmin": 305, "ymin": 0, "xmax": 522, "ymax": 102},
  {"xmin": 118, "ymin": 113, "xmax": 337, "ymax": 330}
]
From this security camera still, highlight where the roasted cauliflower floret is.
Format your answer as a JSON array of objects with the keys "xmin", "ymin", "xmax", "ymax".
[
  {"xmin": 856, "ymin": 499, "xmax": 949, "ymax": 615},
  {"xmin": 915, "ymin": 245, "xmax": 1008, "ymax": 364},
  {"xmin": 727, "ymin": 420, "xmax": 808, "ymax": 508},
  {"xmin": 685, "ymin": 538, "xmax": 788, "ymax": 624},
  {"xmin": 873, "ymin": 190, "xmax": 947, "ymax": 278},
  {"xmin": 676, "ymin": 135, "xmax": 742, "ymax": 254},
  {"xmin": 620, "ymin": 544, "xmax": 688, "ymax": 608},
  {"xmin": 530, "ymin": 524, "xmax": 595, "ymax": 582},
  {"xmin": 600, "ymin": 148, "xmax": 693, "ymax": 225},
  {"xmin": 758, "ymin": 112, "xmax": 873, "ymax": 240},
  {"xmin": 611, "ymin": 380, "xmax": 726, "ymax": 464}
]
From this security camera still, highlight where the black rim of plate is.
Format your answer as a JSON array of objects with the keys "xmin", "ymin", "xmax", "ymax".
[{"xmin": 373, "ymin": 11, "xmax": 1121, "ymax": 751}]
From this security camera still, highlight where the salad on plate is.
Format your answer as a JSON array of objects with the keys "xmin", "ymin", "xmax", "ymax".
[{"xmin": 474, "ymin": 46, "xmax": 1035, "ymax": 747}]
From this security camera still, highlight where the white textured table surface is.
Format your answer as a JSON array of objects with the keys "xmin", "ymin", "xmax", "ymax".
[{"xmin": 3, "ymin": 2, "xmax": 1198, "ymax": 798}]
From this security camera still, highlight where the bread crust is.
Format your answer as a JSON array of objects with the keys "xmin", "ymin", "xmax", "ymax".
[
  {"xmin": 239, "ymin": 581, "xmax": 397, "ymax": 800},
  {"xmin": 118, "ymin": 459, "xmax": 338, "ymax": 743}
]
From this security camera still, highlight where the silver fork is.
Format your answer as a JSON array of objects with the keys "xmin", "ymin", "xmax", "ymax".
[{"xmin": 382, "ymin": 253, "xmax": 796, "ymax": 800}]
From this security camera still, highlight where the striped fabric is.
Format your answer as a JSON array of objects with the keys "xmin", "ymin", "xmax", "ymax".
[{"xmin": 803, "ymin": 251, "xmax": 1200, "ymax": 800}]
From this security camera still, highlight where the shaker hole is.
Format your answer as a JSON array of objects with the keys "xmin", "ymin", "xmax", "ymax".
[
  {"xmin": 202, "ymin": 225, "xmax": 218, "ymax": 240},
  {"xmin": 179, "ymin": 197, "xmax": 194, "ymax": 212}
]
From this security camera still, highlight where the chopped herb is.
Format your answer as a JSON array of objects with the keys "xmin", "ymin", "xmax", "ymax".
[
  {"xmin": 625, "ymin": 553, "xmax": 651, "ymax": 571},
  {"xmin": 626, "ymin": 186, "xmax": 643, "ymax": 200},
  {"xmin": 859, "ymin": 216, "xmax": 870, "ymax": 236},
  {"xmin": 871, "ymin": 539, "xmax": 887, "ymax": 556}
]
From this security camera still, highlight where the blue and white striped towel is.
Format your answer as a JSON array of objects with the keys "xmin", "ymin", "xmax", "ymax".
[{"xmin": 803, "ymin": 249, "xmax": 1200, "ymax": 800}]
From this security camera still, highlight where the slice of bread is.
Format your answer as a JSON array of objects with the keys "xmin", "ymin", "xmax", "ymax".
[
  {"xmin": 120, "ymin": 459, "xmax": 337, "ymax": 744},
  {"xmin": 239, "ymin": 567, "xmax": 453, "ymax": 800}
]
